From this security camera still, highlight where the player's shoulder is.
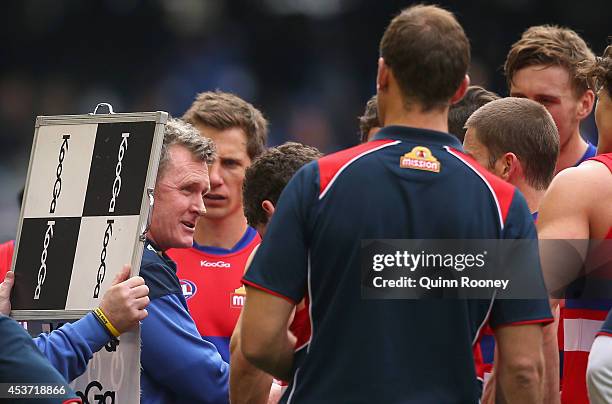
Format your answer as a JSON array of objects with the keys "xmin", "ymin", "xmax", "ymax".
[
  {"xmin": 445, "ymin": 147, "xmax": 519, "ymax": 225},
  {"xmin": 550, "ymin": 162, "xmax": 612, "ymax": 202},
  {"xmin": 445, "ymin": 147, "xmax": 516, "ymax": 194},
  {"xmin": 140, "ymin": 245, "xmax": 181, "ymax": 300},
  {"xmin": 316, "ymin": 139, "xmax": 399, "ymax": 198}
]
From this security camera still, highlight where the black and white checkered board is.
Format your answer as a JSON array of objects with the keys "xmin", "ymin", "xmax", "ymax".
[{"xmin": 11, "ymin": 112, "xmax": 166, "ymax": 319}]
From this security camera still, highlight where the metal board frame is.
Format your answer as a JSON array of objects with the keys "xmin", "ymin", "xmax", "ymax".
[{"xmin": 10, "ymin": 111, "xmax": 167, "ymax": 320}]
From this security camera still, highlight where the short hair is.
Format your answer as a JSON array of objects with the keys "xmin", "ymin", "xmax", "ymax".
[
  {"xmin": 505, "ymin": 25, "xmax": 596, "ymax": 95},
  {"xmin": 577, "ymin": 45, "xmax": 612, "ymax": 98},
  {"xmin": 466, "ymin": 97, "xmax": 559, "ymax": 190},
  {"xmin": 379, "ymin": 4, "xmax": 470, "ymax": 111},
  {"xmin": 358, "ymin": 95, "xmax": 380, "ymax": 143},
  {"xmin": 182, "ymin": 91, "xmax": 268, "ymax": 160},
  {"xmin": 243, "ymin": 142, "xmax": 322, "ymax": 228},
  {"xmin": 448, "ymin": 86, "xmax": 500, "ymax": 142},
  {"xmin": 158, "ymin": 118, "xmax": 216, "ymax": 178}
]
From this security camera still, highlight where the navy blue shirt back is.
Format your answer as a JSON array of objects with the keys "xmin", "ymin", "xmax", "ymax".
[{"xmin": 244, "ymin": 126, "xmax": 552, "ymax": 403}]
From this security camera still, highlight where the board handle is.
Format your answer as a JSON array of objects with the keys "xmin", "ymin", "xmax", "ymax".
[
  {"xmin": 90, "ymin": 103, "xmax": 115, "ymax": 115},
  {"xmin": 139, "ymin": 188, "xmax": 154, "ymax": 242}
]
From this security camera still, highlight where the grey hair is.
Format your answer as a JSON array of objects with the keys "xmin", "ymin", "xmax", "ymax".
[{"xmin": 157, "ymin": 118, "xmax": 216, "ymax": 177}]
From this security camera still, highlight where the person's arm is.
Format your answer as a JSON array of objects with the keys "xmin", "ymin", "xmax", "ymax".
[
  {"xmin": 0, "ymin": 315, "xmax": 80, "ymax": 403},
  {"xmin": 494, "ymin": 323, "xmax": 545, "ymax": 403},
  {"xmin": 541, "ymin": 301, "xmax": 561, "ymax": 404},
  {"xmin": 490, "ymin": 191, "xmax": 552, "ymax": 403},
  {"xmin": 140, "ymin": 293, "xmax": 229, "ymax": 403},
  {"xmin": 33, "ymin": 312, "xmax": 108, "ymax": 382},
  {"xmin": 229, "ymin": 313, "xmax": 274, "ymax": 404},
  {"xmin": 230, "ymin": 244, "xmax": 276, "ymax": 404},
  {"xmin": 241, "ymin": 287, "xmax": 296, "ymax": 381},
  {"xmin": 492, "ymin": 301, "xmax": 561, "ymax": 404},
  {"xmin": 586, "ymin": 308, "xmax": 612, "ymax": 404},
  {"xmin": 9, "ymin": 265, "xmax": 149, "ymax": 382},
  {"xmin": 537, "ymin": 167, "xmax": 593, "ymax": 295},
  {"xmin": 0, "ymin": 270, "xmax": 14, "ymax": 316},
  {"xmin": 587, "ymin": 335, "xmax": 612, "ymax": 404}
]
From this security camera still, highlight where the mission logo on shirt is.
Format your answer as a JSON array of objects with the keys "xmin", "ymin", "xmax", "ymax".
[{"xmin": 400, "ymin": 146, "xmax": 441, "ymax": 173}]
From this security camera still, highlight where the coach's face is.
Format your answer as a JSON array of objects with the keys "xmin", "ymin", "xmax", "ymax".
[{"xmin": 149, "ymin": 144, "xmax": 209, "ymax": 251}]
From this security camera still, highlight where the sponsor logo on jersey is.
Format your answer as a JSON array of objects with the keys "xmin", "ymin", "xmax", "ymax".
[
  {"xmin": 180, "ymin": 279, "xmax": 197, "ymax": 300},
  {"xmin": 400, "ymin": 146, "xmax": 440, "ymax": 173},
  {"xmin": 231, "ymin": 285, "xmax": 246, "ymax": 308},
  {"xmin": 200, "ymin": 260, "xmax": 231, "ymax": 268}
]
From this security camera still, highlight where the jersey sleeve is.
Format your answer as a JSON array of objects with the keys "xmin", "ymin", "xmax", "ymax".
[
  {"xmin": 0, "ymin": 315, "xmax": 79, "ymax": 402},
  {"xmin": 489, "ymin": 191, "xmax": 553, "ymax": 328},
  {"xmin": 242, "ymin": 162, "xmax": 319, "ymax": 303},
  {"xmin": 597, "ymin": 308, "xmax": 612, "ymax": 337},
  {"xmin": 33, "ymin": 312, "xmax": 110, "ymax": 382},
  {"xmin": 140, "ymin": 293, "xmax": 229, "ymax": 403}
]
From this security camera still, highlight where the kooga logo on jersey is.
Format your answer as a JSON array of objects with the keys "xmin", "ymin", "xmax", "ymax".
[
  {"xmin": 34, "ymin": 220, "xmax": 55, "ymax": 300},
  {"xmin": 93, "ymin": 219, "xmax": 114, "ymax": 298},
  {"xmin": 200, "ymin": 260, "xmax": 231, "ymax": 268},
  {"xmin": 109, "ymin": 132, "xmax": 130, "ymax": 213},
  {"xmin": 50, "ymin": 134, "xmax": 70, "ymax": 214}
]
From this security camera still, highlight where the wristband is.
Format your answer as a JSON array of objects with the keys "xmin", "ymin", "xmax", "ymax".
[{"xmin": 93, "ymin": 307, "xmax": 120, "ymax": 338}]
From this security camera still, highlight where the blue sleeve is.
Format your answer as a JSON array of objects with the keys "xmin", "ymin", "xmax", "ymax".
[
  {"xmin": 489, "ymin": 191, "xmax": 552, "ymax": 328},
  {"xmin": 0, "ymin": 315, "xmax": 78, "ymax": 402},
  {"xmin": 141, "ymin": 294, "xmax": 229, "ymax": 403},
  {"xmin": 33, "ymin": 312, "xmax": 110, "ymax": 382},
  {"xmin": 599, "ymin": 308, "xmax": 612, "ymax": 336},
  {"xmin": 243, "ymin": 163, "xmax": 318, "ymax": 303}
]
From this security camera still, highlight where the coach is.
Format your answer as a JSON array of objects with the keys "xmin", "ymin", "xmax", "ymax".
[{"xmin": 138, "ymin": 118, "xmax": 229, "ymax": 403}]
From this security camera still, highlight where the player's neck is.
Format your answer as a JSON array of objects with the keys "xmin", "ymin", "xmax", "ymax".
[
  {"xmin": 597, "ymin": 137, "xmax": 612, "ymax": 155},
  {"xmin": 520, "ymin": 185, "xmax": 545, "ymax": 214},
  {"xmin": 383, "ymin": 103, "xmax": 449, "ymax": 134},
  {"xmin": 555, "ymin": 131, "xmax": 588, "ymax": 173},
  {"xmin": 194, "ymin": 213, "xmax": 249, "ymax": 249}
]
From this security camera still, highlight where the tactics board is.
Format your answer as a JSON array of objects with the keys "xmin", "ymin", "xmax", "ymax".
[
  {"xmin": 11, "ymin": 112, "xmax": 167, "ymax": 320},
  {"xmin": 70, "ymin": 327, "xmax": 141, "ymax": 403}
]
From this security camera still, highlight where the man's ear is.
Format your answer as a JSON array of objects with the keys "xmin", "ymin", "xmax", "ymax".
[
  {"xmin": 377, "ymin": 57, "xmax": 389, "ymax": 92},
  {"xmin": 450, "ymin": 75, "xmax": 470, "ymax": 105},
  {"xmin": 497, "ymin": 152, "xmax": 520, "ymax": 182},
  {"xmin": 577, "ymin": 89, "xmax": 595, "ymax": 120},
  {"xmin": 261, "ymin": 200, "xmax": 275, "ymax": 221}
]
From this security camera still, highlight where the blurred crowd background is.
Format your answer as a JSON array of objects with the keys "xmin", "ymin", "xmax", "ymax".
[{"xmin": 0, "ymin": 0, "xmax": 610, "ymax": 241}]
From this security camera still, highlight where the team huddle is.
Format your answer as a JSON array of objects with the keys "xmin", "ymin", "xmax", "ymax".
[{"xmin": 1, "ymin": 3, "xmax": 612, "ymax": 403}]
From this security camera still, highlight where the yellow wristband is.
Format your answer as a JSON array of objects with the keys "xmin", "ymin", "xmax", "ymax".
[{"xmin": 93, "ymin": 307, "xmax": 120, "ymax": 337}]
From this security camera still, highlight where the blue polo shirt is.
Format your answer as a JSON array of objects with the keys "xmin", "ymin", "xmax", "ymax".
[{"xmin": 244, "ymin": 126, "xmax": 552, "ymax": 403}]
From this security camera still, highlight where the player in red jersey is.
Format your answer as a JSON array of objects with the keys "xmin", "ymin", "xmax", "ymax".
[
  {"xmin": 166, "ymin": 91, "xmax": 267, "ymax": 362},
  {"xmin": 505, "ymin": 25, "xmax": 597, "ymax": 174},
  {"xmin": 538, "ymin": 44, "xmax": 612, "ymax": 404},
  {"xmin": 463, "ymin": 97, "xmax": 560, "ymax": 403},
  {"xmin": 580, "ymin": 45, "xmax": 612, "ymax": 404},
  {"xmin": 229, "ymin": 142, "xmax": 322, "ymax": 404}
]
